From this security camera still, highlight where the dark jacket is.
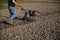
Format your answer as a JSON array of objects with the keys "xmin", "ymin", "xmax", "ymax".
[{"xmin": 8, "ymin": 0, "xmax": 16, "ymax": 7}]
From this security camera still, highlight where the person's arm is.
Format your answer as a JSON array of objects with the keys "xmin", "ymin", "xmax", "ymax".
[{"xmin": 12, "ymin": 0, "xmax": 21, "ymax": 7}]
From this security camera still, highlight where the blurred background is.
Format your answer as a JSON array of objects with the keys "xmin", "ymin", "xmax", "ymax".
[{"xmin": 0, "ymin": 0, "xmax": 60, "ymax": 9}]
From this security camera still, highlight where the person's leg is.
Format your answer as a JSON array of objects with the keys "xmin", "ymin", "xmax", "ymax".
[{"xmin": 8, "ymin": 6, "xmax": 16, "ymax": 22}]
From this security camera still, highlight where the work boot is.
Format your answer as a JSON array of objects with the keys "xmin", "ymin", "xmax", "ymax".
[{"xmin": 6, "ymin": 20, "xmax": 13, "ymax": 25}]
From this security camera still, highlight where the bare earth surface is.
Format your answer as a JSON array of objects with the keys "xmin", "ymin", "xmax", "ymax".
[{"xmin": 0, "ymin": 2, "xmax": 60, "ymax": 40}]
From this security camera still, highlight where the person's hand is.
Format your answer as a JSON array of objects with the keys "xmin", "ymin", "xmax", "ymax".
[{"xmin": 15, "ymin": 3, "xmax": 21, "ymax": 7}]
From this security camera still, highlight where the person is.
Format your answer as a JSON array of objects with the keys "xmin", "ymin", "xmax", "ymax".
[{"xmin": 7, "ymin": 0, "xmax": 22, "ymax": 24}]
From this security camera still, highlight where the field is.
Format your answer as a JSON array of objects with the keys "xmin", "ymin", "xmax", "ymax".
[{"xmin": 0, "ymin": 0, "xmax": 60, "ymax": 40}]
